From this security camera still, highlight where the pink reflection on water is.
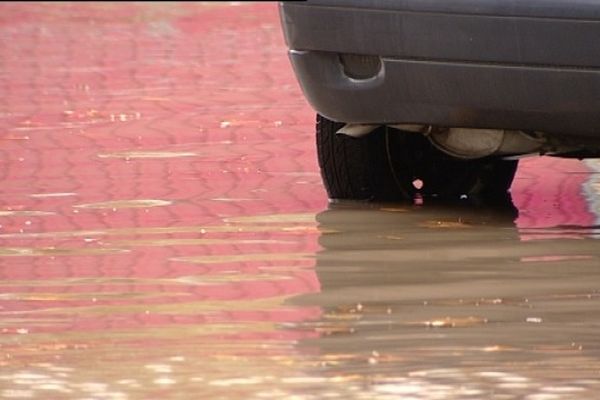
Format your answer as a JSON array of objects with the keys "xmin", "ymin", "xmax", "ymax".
[
  {"xmin": 512, "ymin": 157, "xmax": 597, "ymax": 240},
  {"xmin": 0, "ymin": 2, "xmax": 325, "ymax": 340}
]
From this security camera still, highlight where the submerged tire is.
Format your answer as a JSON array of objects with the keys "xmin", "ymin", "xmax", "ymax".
[
  {"xmin": 316, "ymin": 114, "xmax": 407, "ymax": 200},
  {"xmin": 315, "ymin": 114, "xmax": 518, "ymax": 202}
]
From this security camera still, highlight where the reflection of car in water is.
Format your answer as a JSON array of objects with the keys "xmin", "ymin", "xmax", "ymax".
[
  {"xmin": 291, "ymin": 201, "xmax": 600, "ymax": 395},
  {"xmin": 279, "ymin": 1, "xmax": 600, "ymax": 201},
  {"xmin": 313, "ymin": 201, "xmax": 518, "ymax": 294}
]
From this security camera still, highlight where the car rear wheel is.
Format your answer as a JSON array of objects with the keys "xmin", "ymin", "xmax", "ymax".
[{"xmin": 316, "ymin": 114, "xmax": 518, "ymax": 202}]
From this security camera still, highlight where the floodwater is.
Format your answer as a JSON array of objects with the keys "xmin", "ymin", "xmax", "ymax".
[{"xmin": 1, "ymin": 3, "xmax": 600, "ymax": 399}]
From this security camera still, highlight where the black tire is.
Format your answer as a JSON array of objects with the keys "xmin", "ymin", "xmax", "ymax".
[{"xmin": 316, "ymin": 114, "xmax": 518, "ymax": 202}]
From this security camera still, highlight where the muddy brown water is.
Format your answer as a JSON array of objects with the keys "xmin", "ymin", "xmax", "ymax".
[{"xmin": 1, "ymin": 3, "xmax": 600, "ymax": 399}]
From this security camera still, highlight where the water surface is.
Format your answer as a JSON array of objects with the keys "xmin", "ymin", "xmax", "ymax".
[{"xmin": 1, "ymin": 3, "xmax": 600, "ymax": 399}]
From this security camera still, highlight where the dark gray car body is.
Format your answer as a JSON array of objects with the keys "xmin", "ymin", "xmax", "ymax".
[{"xmin": 280, "ymin": 0, "xmax": 600, "ymax": 139}]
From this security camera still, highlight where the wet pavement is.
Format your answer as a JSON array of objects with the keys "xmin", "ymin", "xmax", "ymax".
[{"xmin": 1, "ymin": 3, "xmax": 600, "ymax": 399}]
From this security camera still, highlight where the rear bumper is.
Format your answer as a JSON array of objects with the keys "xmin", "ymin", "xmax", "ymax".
[{"xmin": 280, "ymin": 1, "xmax": 600, "ymax": 137}]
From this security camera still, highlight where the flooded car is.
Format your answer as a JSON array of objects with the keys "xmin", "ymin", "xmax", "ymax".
[{"xmin": 280, "ymin": 0, "xmax": 600, "ymax": 201}]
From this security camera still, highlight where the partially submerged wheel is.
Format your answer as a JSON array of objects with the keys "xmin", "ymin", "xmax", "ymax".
[{"xmin": 316, "ymin": 114, "xmax": 518, "ymax": 201}]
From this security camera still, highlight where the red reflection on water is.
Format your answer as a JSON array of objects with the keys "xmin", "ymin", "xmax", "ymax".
[
  {"xmin": 0, "ymin": 2, "xmax": 325, "ymax": 338},
  {"xmin": 512, "ymin": 157, "xmax": 597, "ymax": 240}
]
